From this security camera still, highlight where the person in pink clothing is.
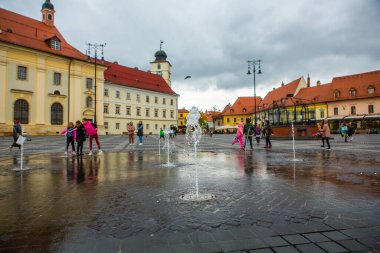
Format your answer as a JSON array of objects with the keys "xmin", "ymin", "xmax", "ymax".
[
  {"xmin": 232, "ymin": 121, "xmax": 245, "ymax": 150},
  {"xmin": 82, "ymin": 118, "xmax": 102, "ymax": 155}
]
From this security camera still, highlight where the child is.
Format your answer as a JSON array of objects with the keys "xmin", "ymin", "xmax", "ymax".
[
  {"xmin": 82, "ymin": 118, "xmax": 102, "ymax": 155},
  {"xmin": 159, "ymin": 128, "xmax": 165, "ymax": 139},
  {"xmin": 75, "ymin": 120, "xmax": 86, "ymax": 156},
  {"xmin": 255, "ymin": 124, "xmax": 261, "ymax": 144},
  {"xmin": 232, "ymin": 121, "xmax": 245, "ymax": 150},
  {"xmin": 61, "ymin": 122, "xmax": 76, "ymax": 155}
]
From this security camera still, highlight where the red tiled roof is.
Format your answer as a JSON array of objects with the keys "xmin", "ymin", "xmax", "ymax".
[
  {"xmin": 204, "ymin": 111, "xmax": 221, "ymax": 122},
  {"xmin": 285, "ymin": 83, "xmax": 332, "ymax": 106},
  {"xmin": 328, "ymin": 70, "xmax": 380, "ymax": 101},
  {"xmin": 259, "ymin": 77, "xmax": 304, "ymax": 110},
  {"xmin": 178, "ymin": 109, "xmax": 189, "ymax": 113},
  {"xmin": 0, "ymin": 8, "xmax": 87, "ymax": 61},
  {"xmin": 222, "ymin": 96, "xmax": 262, "ymax": 116},
  {"xmin": 103, "ymin": 61, "xmax": 177, "ymax": 95}
]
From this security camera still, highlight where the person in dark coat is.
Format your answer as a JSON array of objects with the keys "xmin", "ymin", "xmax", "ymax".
[
  {"xmin": 74, "ymin": 120, "xmax": 86, "ymax": 156},
  {"xmin": 137, "ymin": 121, "xmax": 144, "ymax": 145},
  {"xmin": 9, "ymin": 120, "xmax": 22, "ymax": 150},
  {"xmin": 264, "ymin": 120, "xmax": 272, "ymax": 148},
  {"xmin": 244, "ymin": 118, "xmax": 254, "ymax": 150}
]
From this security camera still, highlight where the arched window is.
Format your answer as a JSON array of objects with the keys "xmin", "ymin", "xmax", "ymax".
[
  {"xmin": 349, "ymin": 88, "xmax": 357, "ymax": 97},
  {"xmin": 48, "ymin": 14, "xmax": 52, "ymax": 20},
  {"xmin": 157, "ymin": 63, "xmax": 161, "ymax": 70},
  {"xmin": 14, "ymin": 99, "xmax": 29, "ymax": 124},
  {"xmin": 51, "ymin": 103, "xmax": 63, "ymax": 125},
  {"xmin": 334, "ymin": 90, "xmax": 341, "ymax": 98},
  {"xmin": 53, "ymin": 90, "xmax": 60, "ymax": 95},
  {"xmin": 86, "ymin": 97, "xmax": 93, "ymax": 108},
  {"xmin": 368, "ymin": 85, "xmax": 375, "ymax": 94}
]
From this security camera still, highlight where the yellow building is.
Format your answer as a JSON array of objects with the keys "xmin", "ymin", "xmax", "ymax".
[
  {"xmin": 177, "ymin": 109, "xmax": 189, "ymax": 127},
  {"xmin": 222, "ymin": 97, "xmax": 262, "ymax": 126},
  {"xmin": 0, "ymin": 2, "xmax": 106, "ymax": 135}
]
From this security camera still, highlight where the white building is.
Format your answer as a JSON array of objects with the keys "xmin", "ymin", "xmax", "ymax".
[{"xmin": 103, "ymin": 50, "xmax": 178, "ymax": 135}]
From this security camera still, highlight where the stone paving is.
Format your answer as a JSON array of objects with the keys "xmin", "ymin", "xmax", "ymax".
[{"xmin": 0, "ymin": 134, "xmax": 379, "ymax": 253}]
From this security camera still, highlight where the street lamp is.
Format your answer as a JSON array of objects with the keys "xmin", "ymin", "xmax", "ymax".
[
  {"xmin": 247, "ymin": 59, "xmax": 262, "ymax": 126},
  {"xmin": 86, "ymin": 42, "xmax": 106, "ymax": 124}
]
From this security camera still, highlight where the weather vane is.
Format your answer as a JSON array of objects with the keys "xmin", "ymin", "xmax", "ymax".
[{"xmin": 160, "ymin": 40, "xmax": 164, "ymax": 51}]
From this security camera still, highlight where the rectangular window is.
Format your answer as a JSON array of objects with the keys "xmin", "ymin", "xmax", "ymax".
[
  {"xmin": 180, "ymin": 114, "xmax": 183, "ymax": 118},
  {"xmin": 146, "ymin": 124, "xmax": 150, "ymax": 130},
  {"xmin": 163, "ymin": 124, "xmax": 166, "ymax": 130},
  {"xmin": 227, "ymin": 118, "xmax": 230, "ymax": 123},
  {"xmin": 17, "ymin": 66, "xmax": 27, "ymax": 80},
  {"xmin": 51, "ymin": 40, "xmax": 61, "ymax": 50},
  {"xmin": 136, "ymin": 107, "xmax": 141, "ymax": 116},
  {"xmin": 334, "ymin": 107, "xmax": 338, "ymax": 116},
  {"xmin": 104, "ymin": 122, "xmax": 108, "ymax": 129},
  {"xmin": 146, "ymin": 96, "xmax": 150, "ymax": 103},
  {"xmin": 155, "ymin": 124, "xmax": 158, "ymax": 130},
  {"xmin": 369, "ymin": 105, "xmax": 374, "ymax": 114},
  {"xmin": 104, "ymin": 104, "xmax": 109, "ymax": 114},
  {"xmin": 86, "ymin": 78, "xmax": 93, "ymax": 90},
  {"xmin": 351, "ymin": 106, "xmax": 356, "ymax": 115},
  {"xmin": 116, "ymin": 90, "xmax": 120, "ymax": 98},
  {"xmin": 126, "ymin": 106, "xmax": 131, "ymax": 115},
  {"xmin": 116, "ymin": 123, "xmax": 120, "ymax": 130},
  {"xmin": 155, "ymin": 97, "xmax": 158, "ymax": 103},
  {"xmin": 54, "ymin": 72, "xmax": 61, "ymax": 85},
  {"xmin": 104, "ymin": 88, "xmax": 109, "ymax": 97},
  {"xmin": 136, "ymin": 94, "xmax": 140, "ymax": 102},
  {"xmin": 170, "ymin": 110, "xmax": 174, "ymax": 118},
  {"xmin": 146, "ymin": 108, "xmax": 150, "ymax": 117},
  {"xmin": 234, "ymin": 118, "xmax": 237, "ymax": 123},
  {"xmin": 170, "ymin": 99, "xmax": 174, "ymax": 106},
  {"xmin": 155, "ymin": 109, "xmax": 158, "ymax": 117},
  {"xmin": 320, "ymin": 110, "xmax": 325, "ymax": 118},
  {"xmin": 310, "ymin": 110, "xmax": 315, "ymax": 119},
  {"xmin": 163, "ymin": 110, "xmax": 166, "ymax": 118},
  {"xmin": 115, "ymin": 105, "xmax": 120, "ymax": 114},
  {"xmin": 163, "ymin": 98, "xmax": 166, "ymax": 104},
  {"xmin": 127, "ymin": 92, "xmax": 131, "ymax": 100}
]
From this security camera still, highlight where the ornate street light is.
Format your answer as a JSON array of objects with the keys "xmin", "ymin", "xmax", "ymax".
[
  {"xmin": 247, "ymin": 59, "xmax": 262, "ymax": 126},
  {"xmin": 86, "ymin": 42, "xmax": 106, "ymax": 124}
]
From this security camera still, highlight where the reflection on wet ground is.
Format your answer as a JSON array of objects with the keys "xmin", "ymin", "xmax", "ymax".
[{"xmin": 0, "ymin": 146, "xmax": 379, "ymax": 253}]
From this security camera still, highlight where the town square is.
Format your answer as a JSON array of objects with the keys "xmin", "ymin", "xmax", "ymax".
[{"xmin": 0, "ymin": 0, "xmax": 380, "ymax": 252}]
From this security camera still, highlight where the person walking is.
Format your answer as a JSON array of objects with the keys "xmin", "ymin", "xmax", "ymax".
[
  {"xmin": 232, "ymin": 121, "xmax": 245, "ymax": 150},
  {"xmin": 244, "ymin": 118, "xmax": 254, "ymax": 150},
  {"xmin": 255, "ymin": 124, "xmax": 261, "ymax": 144},
  {"xmin": 61, "ymin": 122, "xmax": 76, "ymax": 155},
  {"xmin": 347, "ymin": 124, "xmax": 355, "ymax": 143},
  {"xmin": 137, "ymin": 121, "xmax": 144, "ymax": 145},
  {"xmin": 159, "ymin": 128, "xmax": 165, "ymax": 139},
  {"xmin": 264, "ymin": 120, "xmax": 272, "ymax": 148},
  {"xmin": 319, "ymin": 118, "xmax": 331, "ymax": 150},
  {"xmin": 341, "ymin": 122, "xmax": 348, "ymax": 142},
  {"xmin": 75, "ymin": 120, "xmax": 87, "ymax": 156},
  {"xmin": 9, "ymin": 120, "xmax": 22, "ymax": 151},
  {"xmin": 127, "ymin": 122, "xmax": 135, "ymax": 145},
  {"xmin": 82, "ymin": 118, "xmax": 102, "ymax": 155}
]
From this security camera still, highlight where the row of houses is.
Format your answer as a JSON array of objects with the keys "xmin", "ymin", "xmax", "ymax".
[
  {"xmin": 209, "ymin": 70, "xmax": 380, "ymax": 132},
  {"xmin": 0, "ymin": 1, "xmax": 178, "ymax": 135}
]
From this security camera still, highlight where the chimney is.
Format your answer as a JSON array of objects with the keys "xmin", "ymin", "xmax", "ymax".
[
  {"xmin": 113, "ymin": 61, "xmax": 118, "ymax": 64},
  {"xmin": 273, "ymin": 88, "xmax": 276, "ymax": 91},
  {"xmin": 307, "ymin": 74, "xmax": 310, "ymax": 87},
  {"xmin": 281, "ymin": 81, "xmax": 284, "ymax": 87}
]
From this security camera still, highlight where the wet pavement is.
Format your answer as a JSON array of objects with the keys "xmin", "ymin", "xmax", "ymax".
[{"xmin": 0, "ymin": 135, "xmax": 380, "ymax": 253}]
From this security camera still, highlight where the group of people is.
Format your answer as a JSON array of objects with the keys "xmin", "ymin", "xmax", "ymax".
[
  {"xmin": 62, "ymin": 118, "xmax": 102, "ymax": 156},
  {"xmin": 127, "ymin": 121, "xmax": 144, "ymax": 145},
  {"xmin": 232, "ymin": 119, "xmax": 273, "ymax": 150},
  {"xmin": 340, "ymin": 122, "xmax": 355, "ymax": 143}
]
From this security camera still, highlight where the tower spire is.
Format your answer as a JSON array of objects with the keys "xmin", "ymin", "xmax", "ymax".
[{"xmin": 41, "ymin": 0, "xmax": 55, "ymax": 26}]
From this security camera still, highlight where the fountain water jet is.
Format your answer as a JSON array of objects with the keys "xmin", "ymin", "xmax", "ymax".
[{"xmin": 161, "ymin": 130, "xmax": 176, "ymax": 167}]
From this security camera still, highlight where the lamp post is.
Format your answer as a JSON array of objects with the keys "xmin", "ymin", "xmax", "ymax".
[
  {"xmin": 247, "ymin": 59, "xmax": 262, "ymax": 126},
  {"xmin": 86, "ymin": 42, "xmax": 106, "ymax": 124}
]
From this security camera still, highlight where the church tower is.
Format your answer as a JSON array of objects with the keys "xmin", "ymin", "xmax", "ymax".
[
  {"xmin": 150, "ymin": 41, "xmax": 172, "ymax": 87},
  {"xmin": 41, "ymin": 0, "xmax": 55, "ymax": 26}
]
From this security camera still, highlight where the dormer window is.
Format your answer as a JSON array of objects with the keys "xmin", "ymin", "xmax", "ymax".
[
  {"xmin": 368, "ymin": 85, "xmax": 375, "ymax": 94},
  {"xmin": 334, "ymin": 90, "xmax": 341, "ymax": 98},
  {"xmin": 242, "ymin": 108, "xmax": 246, "ymax": 113},
  {"xmin": 51, "ymin": 39, "xmax": 60, "ymax": 50},
  {"xmin": 230, "ymin": 109, "xmax": 234, "ymax": 113},
  {"xmin": 349, "ymin": 88, "xmax": 357, "ymax": 97}
]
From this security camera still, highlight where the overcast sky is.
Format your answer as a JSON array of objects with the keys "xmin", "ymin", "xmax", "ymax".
[{"xmin": 2, "ymin": 0, "xmax": 380, "ymax": 111}]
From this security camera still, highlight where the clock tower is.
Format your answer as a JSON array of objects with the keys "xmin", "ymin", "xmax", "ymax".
[{"xmin": 150, "ymin": 41, "xmax": 172, "ymax": 87}]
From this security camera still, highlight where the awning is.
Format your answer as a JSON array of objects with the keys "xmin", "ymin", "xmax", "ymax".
[
  {"xmin": 215, "ymin": 125, "xmax": 238, "ymax": 130},
  {"xmin": 327, "ymin": 116, "xmax": 344, "ymax": 120},
  {"xmin": 344, "ymin": 115, "xmax": 365, "ymax": 120},
  {"xmin": 364, "ymin": 114, "xmax": 380, "ymax": 120}
]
